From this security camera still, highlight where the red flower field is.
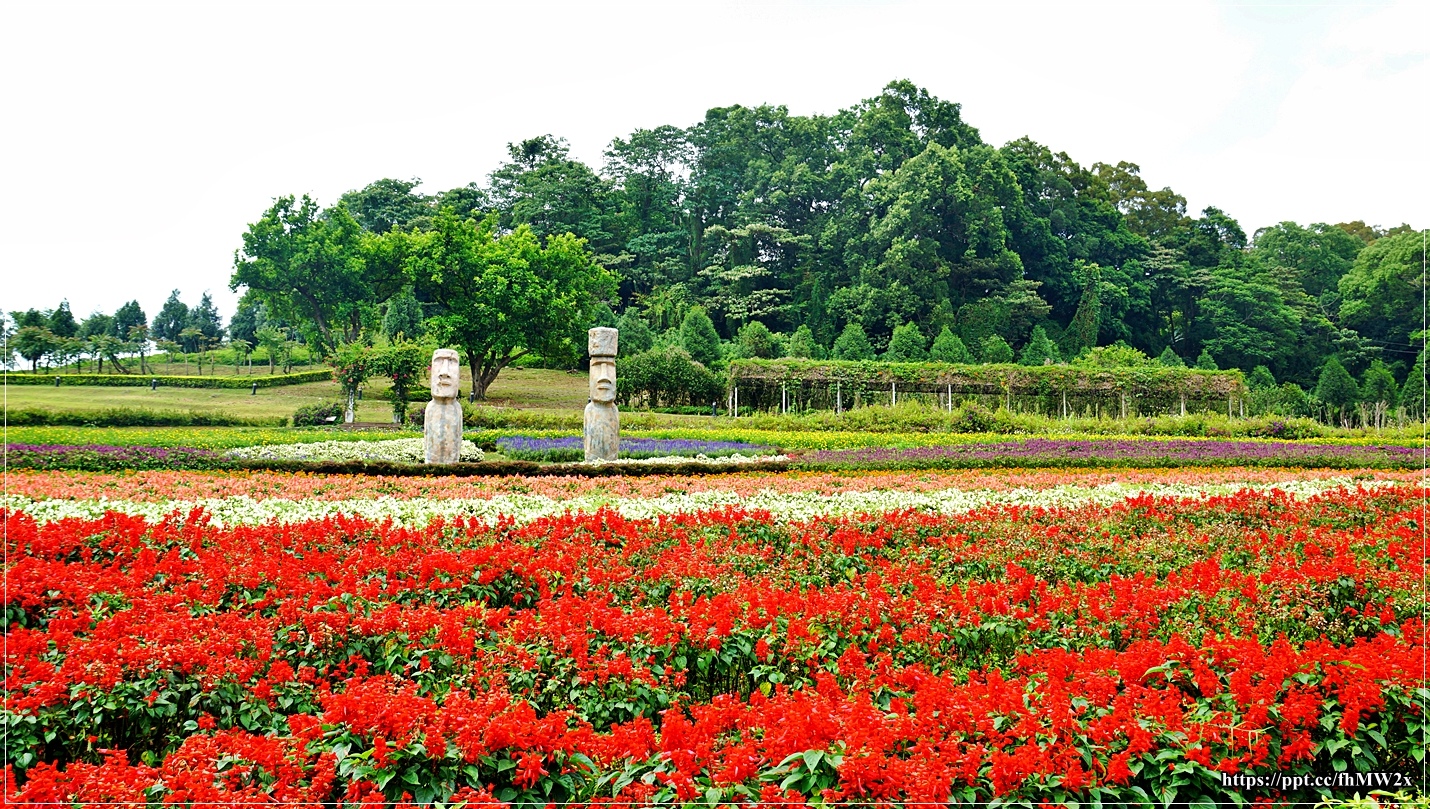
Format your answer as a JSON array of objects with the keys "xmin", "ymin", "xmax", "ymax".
[{"xmin": 3, "ymin": 483, "xmax": 1426, "ymax": 805}]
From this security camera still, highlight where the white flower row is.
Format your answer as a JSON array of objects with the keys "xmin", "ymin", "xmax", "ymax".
[
  {"xmin": 2, "ymin": 478, "xmax": 1404, "ymax": 529},
  {"xmin": 580, "ymin": 453, "xmax": 789, "ymax": 466},
  {"xmin": 225, "ymin": 438, "xmax": 483, "ymax": 463}
]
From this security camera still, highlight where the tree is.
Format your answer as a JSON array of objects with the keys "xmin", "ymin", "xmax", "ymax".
[
  {"xmin": 231, "ymin": 195, "xmax": 393, "ymax": 354},
  {"xmin": 1246, "ymin": 366, "xmax": 1276, "ymax": 390},
  {"xmin": 786, "ymin": 325, "xmax": 824, "ymax": 359},
  {"xmin": 228, "ymin": 295, "xmax": 264, "ymax": 346},
  {"xmin": 1314, "ymin": 357, "xmax": 1359, "ymax": 424},
  {"xmin": 831, "ymin": 322, "xmax": 875, "ymax": 361},
  {"xmin": 1195, "ymin": 350, "xmax": 1218, "ymax": 370},
  {"xmin": 616, "ymin": 310, "xmax": 655, "ymax": 354},
  {"xmin": 1065, "ymin": 266, "xmax": 1101, "ymax": 356},
  {"xmin": 981, "ymin": 335, "xmax": 1014, "ymax": 364},
  {"xmin": 178, "ymin": 327, "xmax": 203, "ymax": 372},
  {"xmin": 112, "ymin": 300, "xmax": 147, "ymax": 342},
  {"xmin": 1338, "ymin": 231, "xmax": 1426, "ymax": 355},
  {"xmin": 679, "ymin": 306, "xmax": 723, "ymax": 368},
  {"xmin": 331, "ymin": 342, "xmax": 373, "ymax": 423},
  {"xmin": 1157, "ymin": 346, "xmax": 1184, "ymax": 367},
  {"xmin": 373, "ymin": 341, "xmax": 428, "ymax": 423},
  {"xmin": 48, "ymin": 301, "xmax": 78, "ymax": 338},
  {"xmin": 340, "ymin": 178, "xmax": 431, "ymax": 234},
  {"xmin": 1360, "ymin": 359, "xmax": 1398, "ymax": 428},
  {"xmin": 930, "ymin": 326, "xmax": 972, "ymax": 364},
  {"xmin": 1400, "ymin": 353, "xmax": 1426, "ymax": 421},
  {"xmin": 188, "ymin": 292, "xmax": 224, "ymax": 343},
  {"xmin": 382, "ymin": 287, "xmax": 426, "ymax": 342},
  {"xmin": 13, "ymin": 326, "xmax": 58, "ymax": 372},
  {"xmin": 256, "ymin": 326, "xmax": 286, "ymax": 374},
  {"xmin": 402, "ymin": 211, "xmax": 617, "ymax": 400},
  {"xmin": 81, "ymin": 312, "xmax": 115, "ymax": 373},
  {"xmin": 153, "ymin": 291, "xmax": 190, "ymax": 343},
  {"xmin": 127, "ymin": 324, "xmax": 151, "ymax": 374},
  {"xmin": 230, "ymin": 338, "xmax": 252, "ymax": 375},
  {"xmin": 1018, "ymin": 325, "xmax": 1059, "ymax": 366},
  {"xmin": 736, "ymin": 320, "xmax": 781, "ymax": 359},
  {"xmin": 1198, "ymin": 269, "xmax": 1298, "ymax": 372},
  {"xmin": 884, "ymin": 322, "xmax": 928, "ymax": 362}
]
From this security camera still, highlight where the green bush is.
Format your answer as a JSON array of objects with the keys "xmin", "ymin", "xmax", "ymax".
[
  {"xmin": 2, "ymin": 370, "xmax": 331, "ymax": 388},
  {"xmin": 3, "ymin": 408, "xmax": 284, "ymax": 428},
  {"xmin": 292, "ymin": 401, "xmax": 346, "ymax": 427},
  {"xmin": 618, "ymin": 346, "xmax": 724, "ymax": 408}
]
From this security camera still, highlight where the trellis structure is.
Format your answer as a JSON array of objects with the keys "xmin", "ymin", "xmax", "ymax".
[{"xmin": 727, "ymin": 359, "xmax": 1248, "ymax": 419}]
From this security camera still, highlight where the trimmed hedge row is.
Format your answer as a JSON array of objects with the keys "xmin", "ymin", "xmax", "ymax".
[
  {"xmin": 5, "ymin": 408, "xmax": 284, "ymax": 428},
  {"xmin": 3, "ymin": 370, "xmax": 332, "ymax": 388}
]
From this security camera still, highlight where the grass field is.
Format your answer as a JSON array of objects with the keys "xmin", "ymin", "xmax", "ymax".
[{"xmin": 3, "ymin": 366, "xmax": 592, "ymax": 421}]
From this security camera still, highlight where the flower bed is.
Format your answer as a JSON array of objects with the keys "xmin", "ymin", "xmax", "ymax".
[
  {"xmin": 803, "ymin": 437, "xmax": 1423, "ymax": 469},
  {"xmin": 225, "ymin": 438, "xmax": 484, "ymax": 464},
  {"xmin": 0, "ymin": 443, "xmax": 226, "ymax": 472},
  {"xmin": 3, "ymin": 483, "xmax": 1425, "ymax": 805},
  {"xmin": 496, "ymin": 435, "xmax": 775, "ymax": 462}
]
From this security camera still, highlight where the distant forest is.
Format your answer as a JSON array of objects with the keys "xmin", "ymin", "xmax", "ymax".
[
  {"xmin": 269, "ymin": 80, "xmax": 1421, "ymax": 387},
  {"xmin": 10, "ymin": 81, "xmax": 1423, "ymax": 399}
]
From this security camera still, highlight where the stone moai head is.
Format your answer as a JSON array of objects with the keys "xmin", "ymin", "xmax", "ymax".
[
  {"xmin": 589, "ymin": 327, "xmax": 618, "ymax": 404},
  {"xmin": 430, "ymin": 349, "xmax": 460, "ymax": 399}
]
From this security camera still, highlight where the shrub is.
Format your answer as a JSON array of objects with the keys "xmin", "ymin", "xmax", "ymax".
[
  {"xmin": 883, "ymin": 322, "xmax": 928, "ymax": 362},
  {"xmin": 736, "ymin": 321, "xmax": 781, "ymax": 359},
  {"xmin": 786, "ymin": 325, "xmax": 824, "ymax": 359},
  {"xmin": 1018, "ymin": 326, "xmax": 1059, "ymax": 366},
  {"xmin": 679, "ymin": 307, "xmax": 722, "ymax": 368},
  {"xmin": 929, "ymin": 327, "xmax": 972, "ymax": 363},
  {"xmin": 618, "ymin": 346, "xmax": 723, "ymax": 408},
  {"xmin": 616, "ymin": 310, "xmax": 655, "ymax": 354},
  {"xmin": 4, "ymin": 408, "xmax": 282, "ymax": 428},
  {"xmin": 831, "ymin": 323, "xmax": 875, "ymax": 361},
  {"xmin": 292, "ymin": 401, "xmax": 346, "ymax": 427},
  {"xmin": 980, "ymin": 335, "xmax": 1014, "ymax": 364}
]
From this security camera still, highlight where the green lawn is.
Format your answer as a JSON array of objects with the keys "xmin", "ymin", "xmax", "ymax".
[{"xmin": 3, "ymin": 366, "xmax": 593, "ymax": 422}]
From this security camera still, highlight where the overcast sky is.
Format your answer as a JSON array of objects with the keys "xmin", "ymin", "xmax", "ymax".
[{"xmin": 3, "ymin": 0, "xmax": 1425, "ymax": 324}]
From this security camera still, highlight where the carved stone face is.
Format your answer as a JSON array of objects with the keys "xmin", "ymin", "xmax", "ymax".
[
  {"xmin": 430, "ymin": 350, "xmax": 460, "ymax": 399},
  {"xmin": 590, "ymin": 357, "xmax": 616, "ymax": 403}
]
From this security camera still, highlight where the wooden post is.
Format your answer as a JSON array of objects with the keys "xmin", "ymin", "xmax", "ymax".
[
  {"xmin": 1228, "ymin": 393, "xmax": 1233, "ymax": 419},
  {"xmin": 1120, "ymin": 392, "xmax": 1127, "ymax": 420}
]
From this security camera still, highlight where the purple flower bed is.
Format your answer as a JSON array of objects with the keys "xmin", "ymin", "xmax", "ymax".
[
  {"xmin": 496, "ymin": 435, "xmax": 775, "ymax": 462},
  {"xmin": 5, "ymin": 444, "xmax": 225, "ymax": 472},
  {"xmin": 801, "ymin": 438, "xmax": 1422, "ymax": 469}
]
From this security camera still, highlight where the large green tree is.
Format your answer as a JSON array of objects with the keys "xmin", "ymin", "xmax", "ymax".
[
  {"xmin": 231, "ymin": 195, "xmax": 394, "ymax": 353},
  {"xmin": 1338, "ymin": 231, "xmax": 1426, "ymax": 360},
  {"xmin": 400, "ymin": 211, "xmax": 616, "ymax": 399}
]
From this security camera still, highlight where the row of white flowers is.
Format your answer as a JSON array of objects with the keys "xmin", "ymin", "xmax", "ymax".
[
  {"xmin": 225, "ymin": 438, "xmax": 484, "ymax": 463},
  {"xmin": 2, "ymin": 478, "xmax": 1403, "ymax": 528}
]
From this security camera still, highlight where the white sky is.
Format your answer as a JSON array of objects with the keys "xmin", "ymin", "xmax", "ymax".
[{"xmin": 2, "ymin": 0, "xmax": 1425, "ymax": 324}]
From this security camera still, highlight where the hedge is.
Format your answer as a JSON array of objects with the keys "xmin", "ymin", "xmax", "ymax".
[
  {"xmin": 4, "ymin": 408, "xmax": 285, "ymax": 428},
  {"xmin": 3, "ymin": 370, "xmax": 333, "ymax": 388}
]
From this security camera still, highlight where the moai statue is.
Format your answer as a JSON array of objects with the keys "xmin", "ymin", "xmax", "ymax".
[
  {"xmin": 584, "ymin": 327, "xmax": 619, "ymax": 462},
  {"xmin": 424, "ymin": 348, "xmax": 464, "ymax": 464}
]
